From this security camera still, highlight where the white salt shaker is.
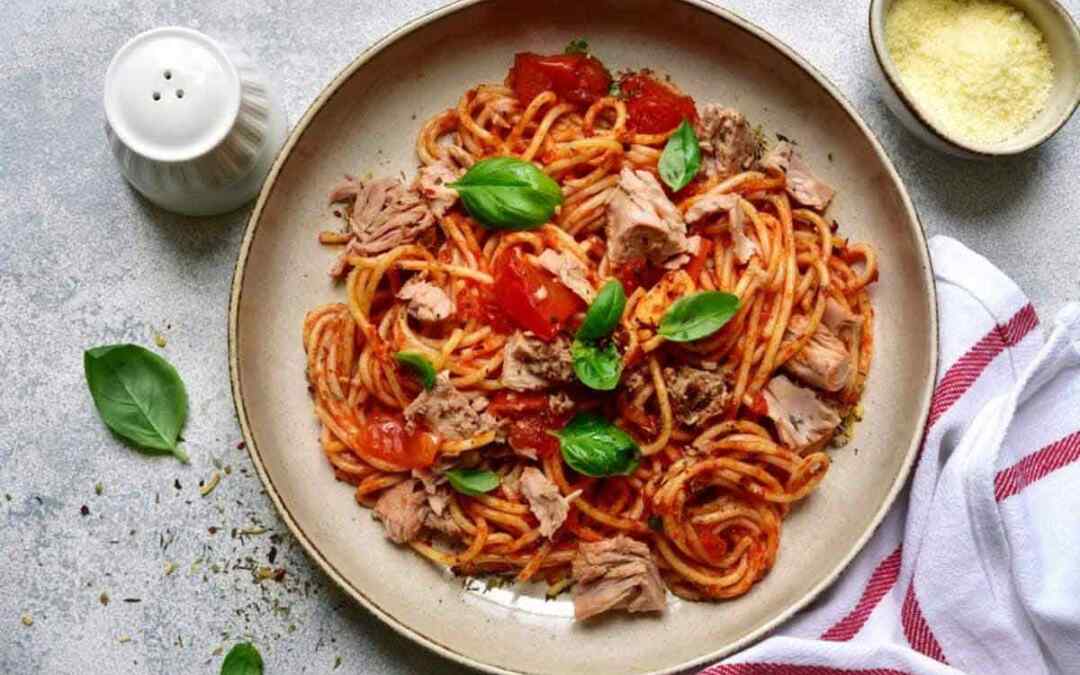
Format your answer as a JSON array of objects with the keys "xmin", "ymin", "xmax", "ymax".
[{"xmin": 104, "ymin": 27, "xmax": 287, "ymax": 216}]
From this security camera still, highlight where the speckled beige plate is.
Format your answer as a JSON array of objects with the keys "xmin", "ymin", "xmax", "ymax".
[{"xmin": 228, "ymin": 1, "xmax": 937, "ymax": 672}]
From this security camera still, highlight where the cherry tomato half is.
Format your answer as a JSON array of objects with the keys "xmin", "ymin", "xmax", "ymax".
[
  {"xmin": 493, "ymin": 248, "xmax": 583, "ymax": 340},
  {"xmin": 360, "ymin": 408, "xmax": 438, "ymax": 469},
  {"xmin": 489, "ymin": 391, "xmax": 571, "ymax": 458},
  {"xmin": 620, "ymin": 73, "xmax": 698, "ymax": 134},
  {"xmin": 508, "ymin": 52, "xmax": 612, "ymax": 108}
]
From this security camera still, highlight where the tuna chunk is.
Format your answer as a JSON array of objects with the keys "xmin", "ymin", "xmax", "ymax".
[
  {"xmin": 520, "ymin": 467, "xmax": 570, "ymax": 538},
  {"xmin": 823, "ymin": 297, "xmax": 864, "ymax": 342},
  {"xmin": 328, "ymin": 176, "xmax": 437, "ymax": 277},
  {"xmin": 397, "ymin": 277, "xmax": 454, "ymax": 322},
  {"xmin": 423, "ymin": 486, "xmax": 462, "ymax": 537},
  {"xmin": 762, "ymin": 375, "xmax": 840, "ymax": 449},
  {"xmin": 684, "ymin": 190, "xmax": 757, "ymax": 264},
  {"xmin": 695, "ymin": 105, "xmax": 757, "ymax": 179},
  {"xmin": 413, "ymin": 161, "xmax": 460, "ymax": 217},
  {"xmin": 404, "ymin": 373, "xmax": 497, "ymax": 440},
  {"xmin": 606, "ymin": 168, "xmax": 690, "ymax": 268},
  {"xmin": 664, "ymin": 365, "xmax": 730, "ymax": 426},
  {"xmin": 758, "ymin": 142, "xmax": 834, "ymax": 211},
  {"xmin": 572, "ymin": 536, "xmax": 667, "ymax": 620},
  {"xmin": 501, "ymin": 332, "xmax": 574, "ymax": 391},
  {"xmin": 374, "ymin": 479, "xmax": 462, "ymax": 542},
  {"xmin": 783, "ymin": 315, "xmax": 853, "ymax": 392},
  {"xmin": 535, "ymin": 249, "xmax": 596, "ymax": 303},
  {"xmin": 373, "ymin": 479, "xmax": 428, "ymax": 544}
]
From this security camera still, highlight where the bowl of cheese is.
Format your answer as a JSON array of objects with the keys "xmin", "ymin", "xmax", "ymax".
[{"xmin": 870, "ymin": 0, "xmax": 1080, "ymax": 157}]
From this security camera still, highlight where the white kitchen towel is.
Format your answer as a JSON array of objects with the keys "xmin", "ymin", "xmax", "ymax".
[{"xmin": 702, "ymin": 235, "xmax": 1080, "ymax": 675}]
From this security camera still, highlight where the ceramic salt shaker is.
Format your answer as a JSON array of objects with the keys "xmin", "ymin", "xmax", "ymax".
[{"xmin": 104, "ymin": 27, "xmax": 287, "ymax": 216}]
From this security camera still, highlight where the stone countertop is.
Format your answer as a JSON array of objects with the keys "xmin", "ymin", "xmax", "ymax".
[{"xmin": 1, "ymin": 0, "xmax": 1076, "ymax": 673}]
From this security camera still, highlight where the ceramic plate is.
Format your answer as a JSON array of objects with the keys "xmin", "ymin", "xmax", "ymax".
[{"xmin": 229, "ymin": 1, "xmax": 937, "ymax": 672}]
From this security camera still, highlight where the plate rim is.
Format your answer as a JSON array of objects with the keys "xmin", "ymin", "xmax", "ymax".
[{"xmin": 228, "ymin": 1, "xmax": 939, "ymax": 672}]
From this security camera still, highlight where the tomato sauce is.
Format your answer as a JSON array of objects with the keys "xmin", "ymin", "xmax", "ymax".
[
  {"xmin": 359, "ymin": 408, "xmax": 438, "ymax": 469},
  {"xmin": 619, "ymin": 73, "xmax": 698, "ymax": 134},
  {"xmin": 508, "ymin": 52, "xmax": 611, "ymax": 108}
]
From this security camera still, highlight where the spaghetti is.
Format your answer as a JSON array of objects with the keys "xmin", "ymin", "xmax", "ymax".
[{"xmin": 303, "ymin": 46, "xmax": 876, "ymax": 617}]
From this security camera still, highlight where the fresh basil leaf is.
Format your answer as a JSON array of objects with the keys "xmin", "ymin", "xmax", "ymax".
[
  {"xmin": 658, "ymin": 119, "xmax": 702, "ymax": 192},
  {"xmin": 571, "ymin": 339, "xmax": 622, "ymax": 391},
  {"xmin": 394, "ymin": 351, "xmax": 436, "ymax": 390},
  {"xmin": 564, "ymin": 38, "xmax": 589, "ymax": 54},
  {"xmin": 84, "ymin": 344, "xmax": 189, "ymax": 463},
  {"xmin": 609, "ymin": 80, "xmax": 622, "ymax": 98},
  {"xmin": 221, "ymin": 642, "xmax": 263, "ymax": 675},
  {"xmin": 556, "ymin": 413, "xmax": 640, "ymax": 477},
  {"xmin": 445, "ymin": 468, "xmax": 501, "ymax": 496},
  {"xmin": 576, "ymin": 280, "xmax": 626, "ymax": 342},
  {"xmin": 450, "ymin": 157, "xmax": 563, "ymax": 231},
  {"xmin": 658, "ymin": 291, "xmax": 740, "ymax": 342}
]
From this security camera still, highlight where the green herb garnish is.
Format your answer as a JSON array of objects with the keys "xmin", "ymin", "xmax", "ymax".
[
  {"xmin": 658, "ymin": 119, "xmax": 701, "ymax": 192},
  {"xmin": 658, "ymin": 291, "xmax": 740, "ymax": 342},
  {"xmin": 576, "ymin": 280, "xmax": 626, "ymax": 342},
  {"xmin": 84, "ymin": 344, "xmax": 189, "ymax": 462},
  {"xmin": 445, "ymin": 468, "xmax": 501, "ymax": 496},
  {"xmin": 394, "ymin": 351, "xmax": 437, "ymax": 390},
  {"xmin": 564, "ymin": 38, "xmax": 589, "ymax": 54},
  {"xmin": 555, "ymin": 413, "xmax": 640, "ymax": 477},
  {"xmin": 221, "ymin": 642, "xmax": 263, "ymax": 675},
  {"xmin": 450, "ymin": 157, "xmax": 563, "ymax": 230}
]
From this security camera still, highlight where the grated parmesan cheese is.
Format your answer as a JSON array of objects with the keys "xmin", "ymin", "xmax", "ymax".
[{"xmin": 885, "ymin": 0, "xmax": 1054, "ymax": 145}]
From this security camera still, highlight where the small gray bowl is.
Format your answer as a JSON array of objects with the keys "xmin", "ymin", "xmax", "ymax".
[{"xmin": 870, "ymin": 0, "xmax": 1080, "ymax": 158}]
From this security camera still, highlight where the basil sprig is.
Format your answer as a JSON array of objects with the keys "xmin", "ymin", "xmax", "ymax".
[
  {"xmin": 572, "ymin": 280, "xmax": 627, "ymax": 391},
  {"xmin": 450, "ymin": 157, "xmax": 563, "ymax": 231},
  {"xmin": 576, "ymin": 280, "xmax": 626, "ymax": 341},
  {"xmin": 658, "ymin": 291, "xmax": 740, "ymax": 342},
  {"xmin": 658, "ymin": 119, "xmax": 701, "ymax": 192},
  {"xmin": 394, "ymin": 351, "xmax": 436, "ymax": 390},
  {"xmin": 564, "ymin": 38, "xmax": 589, "ymax": 54},
  {"xmin": 84, "ymin": 344, "xmax": 189, "ymax": 463},
  {"xmin": 445, "ymin": 468, "xmax": 501, "ymax": 496},
  {"xmin": 555, "ymin": 413, "xmax": 640, "ymax": 477},
  {"xmin": 571, "ymin": 341, "xmax": 621, "ymax": 391},
  {"xmin": 221, "ymin": 642, "xmax": 263, "ymax": 675}
]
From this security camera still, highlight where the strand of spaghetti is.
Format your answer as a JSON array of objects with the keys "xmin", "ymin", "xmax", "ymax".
[
  {"xmin": 641, "ymin": 356, "xmax": 673, "ymax": 456},
  {"xmin": 521, "ymin": 102, "xmax": 577, "ymax": 161},
  {"xmin": 516, "ymin": 540, "xmax": 553, "ymax": 583}
]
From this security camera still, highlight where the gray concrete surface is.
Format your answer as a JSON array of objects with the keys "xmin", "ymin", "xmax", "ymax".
[{"xmin": 1, "ymin": 1, "xmax": 1076, "ymax": 673}]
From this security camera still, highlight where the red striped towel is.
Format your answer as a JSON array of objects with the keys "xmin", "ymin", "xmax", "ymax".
[{"xmin": 703, "ymin": 236, "xmax": 1080, "ymax": 675}]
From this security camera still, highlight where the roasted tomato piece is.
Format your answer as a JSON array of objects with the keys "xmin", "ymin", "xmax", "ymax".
[
  {"xmin": 360, "ymin": 409, "xmax": 438, "ymax": 469},
  {"xmin": 459, "ymin": 280, "xmax": 513, "ymax": 334},
  {"xmin": 508, "ymin": 52, "xmax": 611, "ymax": 108},
  {"xmin": 493, "ymin": 248, "xmax": 583, "ymax": 340},
  {"xmin": 620, "ymin": 73, "xmax": 698, "ymax": 134}
]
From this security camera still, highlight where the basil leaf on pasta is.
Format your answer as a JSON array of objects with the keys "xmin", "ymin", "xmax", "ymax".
[
  {"xmin": 394, "ymin": 351, "xmax": 437, "ymax": 390},
  {"xmin": 658, "ymin": 291, "xmax": 740, "ymax": 342},
  {"xmin": 571, "ymin": 339, "xmax": 623, "ymax": 391},
  {"xmin": 450, "ymin": 157, "xmax": 563, "ymax": 230},
  {"xmin": 556, "ymin": 413, "xmax": 640, "ymax": 477},
  {"xmin": 220, "ymin": 642, "xmax": 263, "ymax": 675},
  {"xmin": 564, "ymin": 38, "xmax": 589, "ymax": 54},
  {"xmin": 658, "ymin": 119, "xmax": 701, "ymax": 192},
  {"xmin": 445, "ymin": 468, "xmax": 501, "ymax": 496},
  {"xmin": 83, "ymin": 344, "xmax": 189, "ymax": 463},
  {"xmin": 576, "ymin": 280, "xmax": 626, "ymax": 342}
]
